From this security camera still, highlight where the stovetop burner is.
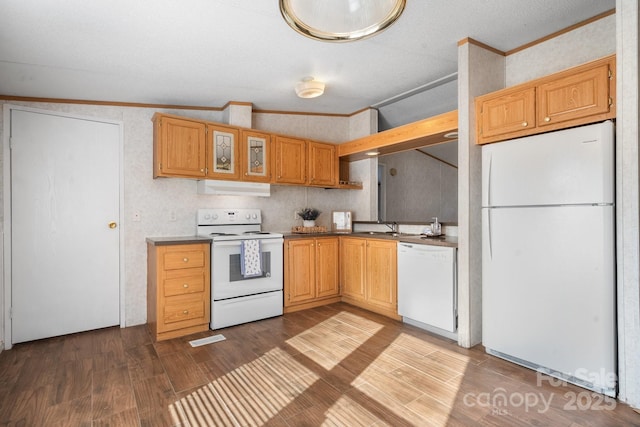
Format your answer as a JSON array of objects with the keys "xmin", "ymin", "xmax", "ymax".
[{"xmin": 196, "ymin": 208, "xmax": 284, "ymax": 241}]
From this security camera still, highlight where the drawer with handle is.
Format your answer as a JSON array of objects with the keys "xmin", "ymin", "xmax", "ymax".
[
  {"xmin": 162, "ymin": 294, "xmax": 206, "ymax": 325},
  {"xmin": 163, "ymin": 247, "xmax": 205, "ymax": 270},
  {"xmin": 163, "ymin": 269, "xmax": 205, "ymax": 296}
]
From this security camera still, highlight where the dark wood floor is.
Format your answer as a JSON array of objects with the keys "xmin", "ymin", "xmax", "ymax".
[{"xmin": 0, "ymin": 303, "xmax": 638, "ymax": 426}]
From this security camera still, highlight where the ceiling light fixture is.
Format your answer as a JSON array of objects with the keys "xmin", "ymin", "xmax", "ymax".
[
  {"xmin": 295, "ymin": 77, "xmax": 325, "ymax": 98},
  {"xmin": 280, "ymin": 0, "xmax": 406, "ymax": 42}
]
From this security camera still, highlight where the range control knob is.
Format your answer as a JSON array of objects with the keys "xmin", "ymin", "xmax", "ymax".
[
  {"xmin": 246, "ymin": 214, "xmax": 251, "ymax": 219},
  {"xmin": 213, "ymin": 214, "xmax": 219, "ymax": 220},
  {"xmin": 252, "ymin": 213, "xmax": 258, "ymax": 219},
  {"xmin": 204, "ymin": 214, "xmax": 211, "ymax": 220}
]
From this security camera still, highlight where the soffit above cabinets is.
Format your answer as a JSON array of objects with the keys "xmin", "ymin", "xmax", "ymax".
[{"xmin": 338, "ymin": 110, "xmax": 458, "ymax": 162}]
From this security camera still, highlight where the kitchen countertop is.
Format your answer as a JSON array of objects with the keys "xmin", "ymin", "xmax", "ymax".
[
  {"xmin": 283, "ymin": 232, "xmax": 458, "ymax": 248},
  {"xmin": 146, "ymin": 236, "xmax": 212, "ymax": 246}
]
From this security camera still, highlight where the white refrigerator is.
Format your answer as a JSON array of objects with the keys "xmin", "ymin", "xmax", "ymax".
[{"xmin": 481, "ymin": 120, "xmax": 616, "ymax": 397}]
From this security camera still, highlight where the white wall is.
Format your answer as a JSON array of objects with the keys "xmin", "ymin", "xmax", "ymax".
[
  {"xmin": 615, "ymin": 0, "xmax": 640, "ymax": 409},
  {"xmin": 0, "ymin": 102, "xmax": 371, "ymax": 335},
  {"xmin": 506, "ymin": 14, "xmax": 616, "ymax": 85},
  {"xmin": 457, "ymin": 41, "xmax": 505, "ymax": 348},
  {"xmin": 505, "ymin": 14, "xmax": 615, "ymax": 82}
]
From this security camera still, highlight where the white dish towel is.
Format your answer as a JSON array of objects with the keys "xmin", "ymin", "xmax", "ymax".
[{"xmin": 240, "ymin": 239, "xmax": 262, "ymax": 277}]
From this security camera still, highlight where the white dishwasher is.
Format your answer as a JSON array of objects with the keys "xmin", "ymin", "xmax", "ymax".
[{"xmin": 397, "ymin": 242, "xmax": 457, "ymax": 336}]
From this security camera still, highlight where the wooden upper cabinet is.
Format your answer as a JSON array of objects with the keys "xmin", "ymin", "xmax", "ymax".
[
  {"xmin": 477, "ymin": 87, "xmax": 536, "ymax": 142},
  {"xmin": 476, "ymin": 55, "xmax": 615, "ymax": 145},
  {"xmin": 153, "ymin": 114, "xmax": 206, "ymax": 178},
  {"xmin": 240, "ymin": 130, "xmax": 272, "ymax": 183},
  {"xmin": 274, "ymin": 135, "xmax": 306, "ymax": 185},
  {"xmin": 537, "ymin": 62, "xmax": 612, "ymax": 128},
  {"xmin": 206, "ymin": 124, "xmax": 240, "ymax": 180},
  {"xmin": 152, "ymin": 113, "xmax": 350, "ymax": 189},
  {"xmin": 308, "ymin": 141, "xmax": 338, "ymax": 187}
]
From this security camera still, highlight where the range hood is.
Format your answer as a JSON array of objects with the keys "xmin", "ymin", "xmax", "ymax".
[{"xmin": 197, "ymin": 180, "xmax": 271, "ymax": 197}]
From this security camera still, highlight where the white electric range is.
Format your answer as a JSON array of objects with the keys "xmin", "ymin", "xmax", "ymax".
[{"xmin": 196, "ymin": 208, "xmax": 283, "ymax": 329}]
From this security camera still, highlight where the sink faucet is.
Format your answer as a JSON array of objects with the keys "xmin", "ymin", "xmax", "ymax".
[{"xmin": 385, "ymin": 221, "xmax": 399, "ymax": 233}]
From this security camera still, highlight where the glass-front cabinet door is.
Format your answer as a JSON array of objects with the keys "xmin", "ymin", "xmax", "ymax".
[
  {"xmin": 207, "ymin": 124, "xmax": 240, "ymax": 180},
  {"xmin": 240, "ymin": 130, "xmax": 272, "ymax": 183}
]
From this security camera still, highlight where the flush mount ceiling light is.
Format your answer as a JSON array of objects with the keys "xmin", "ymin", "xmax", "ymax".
[
  {"xmin": 295, "ymin": 77, "xmax": 325, "ymax": 98},
  {"xmin": 280, "ymin": 0, "xmax": 406, "ymax": 42}
]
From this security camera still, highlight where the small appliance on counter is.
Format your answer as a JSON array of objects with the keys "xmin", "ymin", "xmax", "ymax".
[
  {"xmin": 431, "ymin": 217, "xmax": 442, "ymax": 236},
  {"xmin": 420, "ymin": 217, "xmax": 443, "ymax": 237},
  {"xmin": 331, "ymin": 211, "xmax": 352, "ymax": 233}
]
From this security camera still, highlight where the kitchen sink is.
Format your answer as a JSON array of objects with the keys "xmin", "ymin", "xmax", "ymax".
[{"xmin": 362, "ymin": 231, "xmax": 420, "ymax": 237}]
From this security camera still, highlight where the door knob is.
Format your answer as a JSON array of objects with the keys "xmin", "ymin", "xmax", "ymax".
[{"xmin": 108, "ymin": 221, "xmax": 117, "ymax": 229}]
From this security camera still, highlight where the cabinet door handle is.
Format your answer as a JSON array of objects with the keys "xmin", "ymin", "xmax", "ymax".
[
  {"xmin": 522, "ymin": 121, "xmax": 528, "ymax": 127},
  {"xmin": 183, "ymin": 283, "xmax": 189, "ymax": 288},
  {"xmin": 544, "ymin": 117, "xmax": 551, "ymax": 122},
  {"xmin": 183, "ymin": 310, "xmax": 188, "ymax": 315},
  {"xmin": 183, "ymin": 257, "xmax": 189, "ymax": 262}
]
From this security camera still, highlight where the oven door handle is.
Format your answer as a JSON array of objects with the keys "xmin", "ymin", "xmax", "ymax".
[
  {"xmin": 212, "ymin": 240, "xmax": 242, "ymax": 247},
  {"xmin": 212, "ymin": 238, "xmax": 284, "ymax": 247}
]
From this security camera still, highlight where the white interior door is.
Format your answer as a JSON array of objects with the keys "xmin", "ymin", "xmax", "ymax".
[{"xmin": 10, "ymin": 109, "xmax": 121, "ymax": 343}]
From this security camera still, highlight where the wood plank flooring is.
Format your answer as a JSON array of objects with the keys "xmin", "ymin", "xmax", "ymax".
[{"xmin": 0, "ymin": 302, "xmax": 638, "ymax": 426}]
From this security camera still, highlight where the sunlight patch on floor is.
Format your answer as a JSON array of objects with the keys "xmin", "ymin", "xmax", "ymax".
[
  {"xmin": 168, "ymin": 311, "xmax": 470, "ymax": 426},
  {"xmin": 352, "ymin": 332, "xmax": 471, "ymax": 423},
  {"xmin": 169, "ymin": 346, "xmax": 319, "ymax": 426},
  {"xmin": 285, "ymin": 311, "xmax": 384, "ymax": 370}
]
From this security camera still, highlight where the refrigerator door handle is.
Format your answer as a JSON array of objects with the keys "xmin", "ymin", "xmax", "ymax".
[
  {"xmin": 487, "ymin": 154, "xmax": 493, "ymax": 207},
  {"xmin": 487, "ymin": 209, "xmax": 493, "ymax": 259}
]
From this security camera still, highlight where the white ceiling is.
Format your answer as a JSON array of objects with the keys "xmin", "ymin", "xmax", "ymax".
[{"xmin": 0, "ymin": 1, "xmax": 614, "ymax": 115}]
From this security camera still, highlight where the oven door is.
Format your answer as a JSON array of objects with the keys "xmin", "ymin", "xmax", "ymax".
[{"xmin": 211, "ymin": 237, "xmax": 283, "ymax": 300}]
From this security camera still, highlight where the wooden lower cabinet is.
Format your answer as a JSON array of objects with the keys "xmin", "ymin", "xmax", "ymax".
[
  {"xmin": 339, "ymin": 237, "xmax": 366, "ymax": 300},
  {"xmin": 147, "ymin": 242, "xmax": 211, "ymax": 341},
  {"xmin": 340, "ymin": 237, "xmax": 399, "ymax": 320},
  {"xmin": 284, "ymin": 237, "xmax": 340, "ymax": 312},
  {"xmin": 285, "ymin": 235, "xmax": 399, "ymax": 319}
]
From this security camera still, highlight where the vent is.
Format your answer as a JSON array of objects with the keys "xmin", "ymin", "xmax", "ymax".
[{"xmin": 197, "ymin": 180, "xmax": 271, "ymax": 197}]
